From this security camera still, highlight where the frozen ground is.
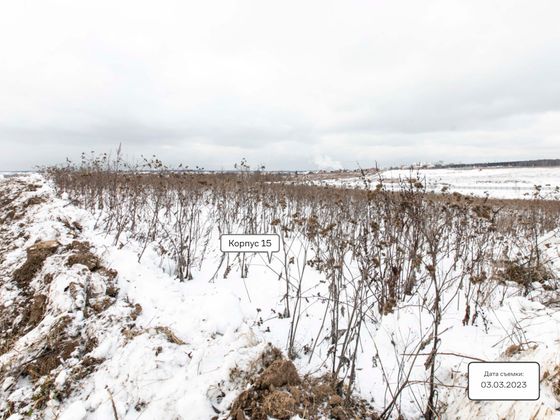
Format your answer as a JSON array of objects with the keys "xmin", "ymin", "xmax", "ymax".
[
  {"xmin": 1, "ymin": 174, "xmax": 560, "ymax": 419},
  {"xmin": 0, "ymin": 175, "xmax": 270, "ymax": 419},
  {"xmin": 319, "ymin": 167, "xmax": 560, "ymax": 200}
]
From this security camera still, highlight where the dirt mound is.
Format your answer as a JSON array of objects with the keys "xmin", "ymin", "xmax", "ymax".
[
  {"xmin": 66, "ymin": 242, "xmax": 101, "ymax": 271},
  {"xmin": 0, "ymin": 179, "xmax": 125, "ymax": 417},
  {"xmin": 22, "ymin": 196, "xmax": 46, "ymax": 209},
  {"xmin": 261, "ymin": 391, "xmax": 296, "ymax": 419},
  {"xmin": 255, "ymin": 359, "xmax": 301, "ymax": 389},
  {"xmin": 24, "ymin": 294, "xmax": 48, "ymax": 328},
  {"xmin": 66, "ymin": 252, "xmax": 100, "ymax": 271},
  {"xmin": 13, "ymin": 240, "xmax": 59, "ymax": 287},
  {"xmin": 2, "ymin": 241, "xmax": 59, "ymax": 355},
  {"xmin": 230, "ymin": 347, "xmax": 378, "ymax": 420}
]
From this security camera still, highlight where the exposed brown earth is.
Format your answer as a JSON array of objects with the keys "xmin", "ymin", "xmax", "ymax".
[
  {"xmin": 230, "ymin": 346, "xmax": 378, "ymax": 420},
  {"xmin": 0, "ymin": 177, "xmax": 128, "ymax": 418}
]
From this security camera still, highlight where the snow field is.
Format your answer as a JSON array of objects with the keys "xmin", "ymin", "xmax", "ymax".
[{"xmin": 2, "ymin": 173, "xmax": 560, "ymax": 419}]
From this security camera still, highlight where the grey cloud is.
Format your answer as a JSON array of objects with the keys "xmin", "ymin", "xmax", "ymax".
[
  {"xmin": 1, "ymin": 0, "xmax": 560, "ymax": 170},
  {"xmin": 328, "ymin": 50, "xmax": 560, "ymax": 136}
]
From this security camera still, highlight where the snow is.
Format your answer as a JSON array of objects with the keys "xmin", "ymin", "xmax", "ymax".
[
  {"xmin": 58, "ymin": 401, "xmax": 87, "ymax": 420},
  {"xmin": 2, "ymin": 173, "xmax": 560, "ymax": 419},
  {"xmin": 444, "ymin": 296, "xmax": 560, "ymax": 419},
  {"xmin": 319, "ymin": 167, "xmax": 560, "ymax": 199},
  {"xmin": 383, "ymin": 167, "xmax": 560, "ymax": 199},
  {"xmin": 0, "ymin": 174, "xmax": 271, "ymax": 419}
]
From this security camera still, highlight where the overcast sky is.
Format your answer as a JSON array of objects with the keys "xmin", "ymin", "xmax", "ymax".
[{"xmin": 1, "ymin": 1, "xmax": 560, "ymax": 170}]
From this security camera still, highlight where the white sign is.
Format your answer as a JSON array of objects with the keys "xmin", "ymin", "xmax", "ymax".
[
  {"xmin": 220, "ymin": 234, "xmax": 281, "ymax": 262},
  {"xmin": 468, "ymin": 362, "xmax": 540, "ymax": 400}
]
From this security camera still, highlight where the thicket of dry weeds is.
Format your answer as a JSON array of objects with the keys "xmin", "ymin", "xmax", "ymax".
[{"xmin": 44, "ymin": 154, "xmax": 560, "ymax": 419}]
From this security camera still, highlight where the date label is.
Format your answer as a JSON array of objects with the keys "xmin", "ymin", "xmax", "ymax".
[
  {"xmin": 220, "ymin": 234, "xmax": 280, "ymax": 262},
  {"xmin": 468, "ymin": 362, "xmax": 540, "ymax": 400}
]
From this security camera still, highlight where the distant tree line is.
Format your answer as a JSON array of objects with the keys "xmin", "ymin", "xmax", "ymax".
[{"xmin": 438, "ymin": 159, "xmax": 560, "ymax": 169}]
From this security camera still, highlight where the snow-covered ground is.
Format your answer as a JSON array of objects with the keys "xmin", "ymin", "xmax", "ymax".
[
  {"xmin": 0, "ymin": 175, "xmax": 271, "ymax": 419},
  {"xmin": 319, "ymin": 167, "xmax": 560, "ymax": 200},
  {"xmin": 2, "ymin": 174, "xmax": 560, "ymax": 419}
]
